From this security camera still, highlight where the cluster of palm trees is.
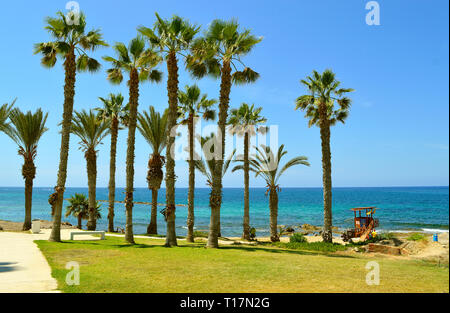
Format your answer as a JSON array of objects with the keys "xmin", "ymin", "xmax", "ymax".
[{"xmin": 0, "ymin": 11, "xmax": 353, "ymax": 247}]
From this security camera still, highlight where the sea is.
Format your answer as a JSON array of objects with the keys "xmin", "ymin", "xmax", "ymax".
[{"xmin": 0, "ymin": 186, "xmax": 448, "ymax": 236}]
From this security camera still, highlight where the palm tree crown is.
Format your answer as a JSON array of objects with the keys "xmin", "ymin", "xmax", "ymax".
[
  {"xmin": 228, "ymin": 103, "xmax": 266, "ymax": 136},
  {"xmin": 236, "ymin": 145, "xmax": 310, "ymax": 188},
  {"xmin": 187, "ymin": 19, "xmax": 262, "ymax": 83},
  {"xmin": 138, "ymin": 13, "xmax": 199, "ymax": 56},
  {"xmin": 178, "ymin": 85, "xmax": 216, "ymax": 123},
  {"xmin": 295, "ymin": 69, "xmax": 354, "ymax": 127},
  {"xmin": 71, "ymin": 110, "xmax": 110, "ymax": 153},
  {"xmin": 5, "ymin": 108, "xmax": 49, "ymax": 162},
  {"xmin": 103, "ymin": 36, "xmax": 163, "ymax": 84},
  {"xmin": 138, "ymin": 106, "xmax": 169, "ymax": 157},
  {"xmin": 34, "ymin": 11, "xmax": 107, "ymax": 72},
  {"xmin": 96, "ymin": 93, "xmax": 129, "ymax": 125},
  {"xmin": 0, "ymin": 100, "xmax": 16, "ymax": 134},
  {"xmin": 65, "ymin": 194, "xmax": 102, "ymax": 221},
  {"xmin": 194, "ymin": 133, "xmax": 236, "ymax": 186}
]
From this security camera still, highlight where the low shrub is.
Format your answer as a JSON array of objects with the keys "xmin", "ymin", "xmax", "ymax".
[
  {"xmin": 290, "ymin": 233, "xmax": 306, "ymax": 243},
  {"xmin": 407, "ymin": 233, "xmax": 426, "ymax": 241},
  {"xmin": 193, "ymin": 231, "xmax": 209, "ymax": 238},
  {"xmin": 274, "ymin": 241, "xmax": 347, "ymax": 252}
]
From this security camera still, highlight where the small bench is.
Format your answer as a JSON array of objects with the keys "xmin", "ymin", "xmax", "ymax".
[{"xmin": 70, "ymin": 231, "xmax": 105, "ymax": 240}]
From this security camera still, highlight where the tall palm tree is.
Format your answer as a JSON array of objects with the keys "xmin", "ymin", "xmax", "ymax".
[
  {"xmin": 178, "ymin": 85, "xmax": 216, "ymax": 242},
  {"xmin": 295, "ymin": 69, "xmax": 353, "ymax": 243},
  {"xmin": 138, "ymin": 13, "xmax": 199, "ymax": 247},
  {"xmin": 4, "ymin": 108, "xmax": 48, "ymax": 230},
  {"xmin": 137, "ymin": 106, "xmax": 169, "ymax": 235},
  {"xmin": 0, "ymin": 100, "xmax": 15, "ymax": 134},
  {"xmin": 35, "ymin": 11, "xmax": 107, "ymax": 242},
  {"xmin": 186, "ymin": 19, "xmax": 262, "ymax": 248},
  {"xmin": 103, "ymin": 37, "xmax": 163, "ymax": 244},
  {"xmin": 235, "ymin": 145, "xmax": 309, "ymax": 242},
  {"xmin": 65, "ymin": 193, "xmax": 102, "ymax": 230},
  {"xmin": 71, "ymin": 110, "xmax": 109, "ymax": 231},
  {"xmin": 228, "ymin": 103, "xmax": 266, "ymax": 240},
  {"xmin": 194, "ymin": 133, "xmax": 236, "ymax": 237},
  {"xmin": 96, "ymin": 93, "xmax": 129, "ymax": 232}
]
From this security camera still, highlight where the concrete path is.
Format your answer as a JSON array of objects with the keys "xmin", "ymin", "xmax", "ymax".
[{"xmin": 0, "ymin": 229, "xmax": 97, "ymax": 293}]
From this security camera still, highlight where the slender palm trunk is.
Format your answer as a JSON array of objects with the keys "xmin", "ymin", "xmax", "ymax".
[
  {"xmin": 86, "ymin": 148, "xmax": 97, "ymax": 230},
  {"xmin": 164, "ymin": 51, "xmax": 179, "ymax": 247},
  {"xmin": 124, "ymin": 68, "xmax": 139, "ymax": 244},
  {"xmin": 147, "ymin": 188, "xmax": 158, "ymax": 234},
  {"xmin": 242, "ymin": 132, "xmax": 250, "ymax": 240},
  {"xmin": 208, "ymin": 60, "xmax": 232, "ymax": 248},
  {"xmin": 77, "ymin": 215, "xmax": 82, "ymax": 229},
  {"xmin": 269, "ymin": 188, "xmax": 279, "ymax": 242},
  {"xmin": 186, "ymin": 114, "xmax": 195, "ymax": 242},
  {"xmin": 319, "ymin": 102, "xmax": 333, "ymax": 243},
  {"xmin": 107, "ymin": 118, "xmax": 119, "ymax": 232},
  {"xmin": 49, "ymin": 46, "xmax": 76, "ymax": 242},
  {"xmin": 22, "ymin": 158, "xmax": 36, "ymax": 231}
]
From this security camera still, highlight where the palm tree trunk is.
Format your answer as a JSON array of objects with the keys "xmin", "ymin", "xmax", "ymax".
[
  {"xmin": 164, "ymin": 51, "xmax": 179, "ymax": 247},
  {"xmin": 269, "ymin": 188, "xmax": 279, "ymax": 242},
  {"xmin": 107, "ymin": 118, "xmax": 119, "ymax": 232},
  {"xmin": 208, "ymin": 60, "xmax": 232, "ymax": 248},
  {"xmin": 86, "ymin": 149, "xmax": 97, "ymax": 231},
  {"xmin": 319, "ymin": 102, "xmax": 333, "ymax": 243},
  {"xmin": 22, "ymin": 158, "xmax": 36, "ymax": 231},
  {"xmin": 49, "ymin": 46, "xmax": 76, "ymax": 242},
  {"xmin": 124, "ymin": 68, "xmax": 139, "ymax": 244},
  {"xmin": 186, "ymin": 114, "xmax": 195, "ymax": 243},
  {"xmin": 147, "ymin": 188, "xmax": 158, "ymax": 234},
  {"xmin": 242, "ymin": 132, "xmax": 250, "ymax": 240},
  {"xmin": 77, "ymin": 215, "xmax": 82, "ymax": 229}
]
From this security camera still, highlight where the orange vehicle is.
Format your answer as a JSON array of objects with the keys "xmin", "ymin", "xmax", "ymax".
[{"xmin": 342, "ymin": 207, "xmax": 379, "ymax": 242}]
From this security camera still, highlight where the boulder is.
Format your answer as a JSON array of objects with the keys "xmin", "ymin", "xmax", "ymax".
[{"xmin": 301, "ymin": 224, "xmax": 321, "ymax": 231}]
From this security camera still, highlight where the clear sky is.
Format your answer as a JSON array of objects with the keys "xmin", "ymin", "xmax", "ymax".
[{"xmin": 0, "ymin": 0, "xmax": 448, "ymax": 188}]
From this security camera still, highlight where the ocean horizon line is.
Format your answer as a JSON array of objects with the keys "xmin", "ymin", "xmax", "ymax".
[{"xmin": 0, "ymin": 185, "xmax": 449, "ymax": 189}]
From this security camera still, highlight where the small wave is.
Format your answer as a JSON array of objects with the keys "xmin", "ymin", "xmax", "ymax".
[{"xmin": 422, "ymin": 228, "xmax": 449, "ymax": 234}]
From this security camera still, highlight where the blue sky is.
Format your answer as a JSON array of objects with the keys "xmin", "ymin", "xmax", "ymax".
[{"xmin": 0, "ymin": 0, "xmax": 448, "ymax": 188}]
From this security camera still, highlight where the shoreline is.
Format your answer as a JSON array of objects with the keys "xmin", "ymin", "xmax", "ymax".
[{"xmin": 1, "ymin": 218, "xmax": 448, "ymax": 235}]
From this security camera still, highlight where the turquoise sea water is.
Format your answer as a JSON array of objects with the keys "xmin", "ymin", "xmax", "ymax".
[{"xmin": 0, "ymin": 187, "xmax": 448, "ymax": 236}]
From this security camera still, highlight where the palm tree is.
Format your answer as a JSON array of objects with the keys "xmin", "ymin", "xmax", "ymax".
[
  {"xmin": 0, "ymin": 100, "xmax": 15, "ymax": 134},
  {"xmin": 137, "ymin": 106, "xmax": 169, "ymax": 235},
  {"xmin": 178, "ymin": 85, "xmax": 216, "ymax": 242},
  {"xmin": 295, "ymin": 69, "xmax": 353, "ymax": 243},
  {"xmin": 4, "ymin": 108, "xmax": 48, "ymax": 230},
  {"xmin": 228, "ymin": 103, "xmax": 266, "ymax": 240},
  {"xmin": 71, "ymin": 110, "xmax": 109, "ymax": 231},
  {"xmin": 138, "ymin": 13, "xmax": 199, "ymax": 247},
  {"xmin": 186, "ymin": 20, "xmax": 262, "ymax": 248},
  {"xmin": 96, "ymin": 93, "xmax": 129, "ymax": 232},
  {"xmin": 65, "ymin": 193, "xmax": 88, "ymax": 229},
  {"xmin": 103, "ymin": 37, "xmax": 163, "ymax": 244},
  {"xmin": 65, "ymin": 193, "xmax": 102, "ymax": 229},
  {"xmin": 35, "ymin": 11, "xmax": 107, "ymax": 242},
  {"xmin": 234, "ymin": 145, "xmax": 309, "ymax": 242},
  {"xmin": 194, "ymin": 133, "xmax": 236, "ymax": 237}
]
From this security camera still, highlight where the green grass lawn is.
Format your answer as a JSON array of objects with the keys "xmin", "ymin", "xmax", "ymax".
[{"xmin": 36, "ymin": 236, "xmax": 449, "ymax": 293}]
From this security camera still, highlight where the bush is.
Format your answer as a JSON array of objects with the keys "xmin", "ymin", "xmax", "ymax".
[
  {"xmin": 290, "ymin": 233, "xmax": 307, "ymax": 243},
  {"xmin": 193, "ymin": 231, "xmax": 208, "ymax": 238},
  {"xmin": 249, "ymin": 227, "xmax": 256, "ymax": 240},
  {"xmin": 275, "ymin": 241, "xmax": 347, "ymax": 252},
  {"xmin": 407, "ymin": 233, "xmax": 426, "ymax": 241}
]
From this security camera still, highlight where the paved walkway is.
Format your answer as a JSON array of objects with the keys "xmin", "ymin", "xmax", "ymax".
[{"xmin": 0, "ymin": 229, "xmax": 97, "ymax": 293}]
